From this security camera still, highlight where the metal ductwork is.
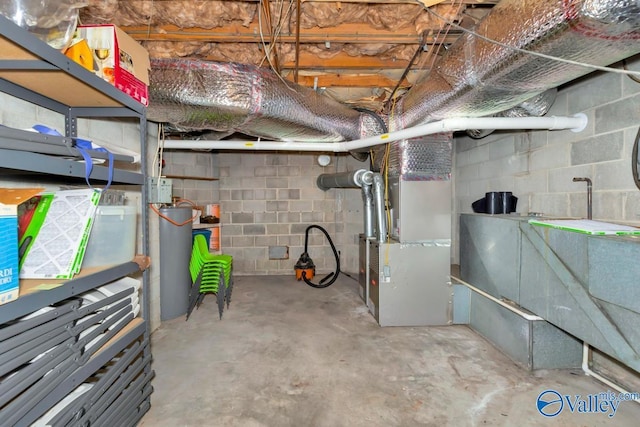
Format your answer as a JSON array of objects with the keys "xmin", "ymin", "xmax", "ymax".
[
  {"xmin": 466, "ymin": 88, "xmax": 558, "ymax": 139},
  {"xmin": 316, "ymin": 169, "xmax": 373, "ymax": 191},
  {"xmin": 148, "ymin": 59, "xmax": 386, "ymax": 142},
  {"xmin": 361, "ymin": 184, "xmax": 375, "ymax": 239},
  {"xmin": 317, "ymin": 169, "xmax": 382, "ymax": 240},
  {"xmin": 148, "ymin": 0, "xmax": 640, "ymax": 143},
  {"xmin": 393, "ymin": 0, "xmax": 640, "ymax": 130}
]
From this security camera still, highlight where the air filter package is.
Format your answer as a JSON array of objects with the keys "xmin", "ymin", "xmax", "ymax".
[
  {"xmin": 19, "ymin": 189, "xmax": 100, "ymax": 280},
  {"xmin": 0, "ymin": 188, "xmax": 43, "ymax": 305}
]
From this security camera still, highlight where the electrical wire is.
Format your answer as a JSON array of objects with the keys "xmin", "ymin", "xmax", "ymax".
[
  {"xmin": 423, "ymin": 7, "xmax": 640, "ymax": 78},
  {"xmin": 354, "ymin": 107, "xmax": 388, "ymax": 134},
  {"xmin": 257, "ymin": 0, "xmax": 297, "ymax": 89},
  {"xmin": 623, "ymin": 58, "xmax": 640, "ymax": 84},
  {"xmin": 149, "ymin": 198, "xmax": 200, "ymax": 226}
]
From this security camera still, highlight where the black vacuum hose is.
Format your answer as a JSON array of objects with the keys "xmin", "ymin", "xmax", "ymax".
[{"xmin": 301, "ymin": 225, "xmax": 341, "ymax": 288}]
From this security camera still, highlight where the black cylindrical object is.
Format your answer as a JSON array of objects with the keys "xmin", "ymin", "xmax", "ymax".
[
  {"xmin": 159, "ymin": 207, "xmax": 192, "ymax": 321},
  {"xmin": 500, "ymin": 191, "xmax": 513, "ymax": 214},
  {"xmin": 505, "ymin": 193, "xmax": 518, "ymax": 214},
  {"xmin": 473, "ymin": 191, "xmax": 518, "ymax": 214},
  {"xmin": 485, "ymin": 192, "xmax": 501, "ymax": 214}
]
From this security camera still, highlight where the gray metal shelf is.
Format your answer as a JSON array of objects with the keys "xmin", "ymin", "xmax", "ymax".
[
  {"xmin": 0, "ymin": 14, "xmax": 152, "ymax": 426},
  {"xmin": 0, "ymin": 125, "xmax": 137, "ymax": 163},
  {"xmin": 0, "ymin": 148, "xmax": 143, "ymax": 185},
  {"xmin": 16, "ymin": 321, "xmax": 147, "ymax": 427},
  {"xmin": 0, "ymin": 15, "xmax": 145, "ymax": 115},
  {"xmin": 0, "ymin": 262, "xmax": 141, "ymax": 324}
]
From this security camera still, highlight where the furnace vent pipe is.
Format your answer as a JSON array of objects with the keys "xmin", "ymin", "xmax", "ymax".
[
  {"xmin": 316, "ymin": 169, "xmax": 382, "ymax": 239},
  {"xmin": 372, "ymin": 174, "xmax": 387, "ymax": 243},
  {"xmin": 163, "ymin": 114, "xmax": 588, "ymax": 152},
  {"xmin": 317, "ymin": 169, "xmax": 377, "ymax": 238},
  {"xmin": 316, "ymin": 169, "xmax": 373, "ymax": 191},
  {"xmin": 362, "ymin": 185, "xmax": 375, "ymax": 239}
]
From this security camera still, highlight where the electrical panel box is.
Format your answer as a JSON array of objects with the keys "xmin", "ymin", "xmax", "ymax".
[{"xmin": 147, "ymin": 177, "xmax": 172, "ymax": 203}]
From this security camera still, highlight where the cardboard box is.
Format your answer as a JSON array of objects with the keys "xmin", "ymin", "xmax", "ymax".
[
  {"xmin": 77, "ymin": 25, "xmax": 150, "ymax": 106},
  {"xmin": 0, "ymin": 188, "xmax": 44, "ymax": 305}
]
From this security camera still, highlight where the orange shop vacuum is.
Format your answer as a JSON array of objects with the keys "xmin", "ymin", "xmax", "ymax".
[{"xmin": 294, "ymin": 225, "xmax": 340, "ymax": 288}]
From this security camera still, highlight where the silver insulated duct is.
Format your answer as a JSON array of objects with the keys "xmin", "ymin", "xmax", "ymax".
[
  {"xmin": 394, "ymin": 0, "xmax": 640, "ymax": 129},
  {"xmin": 148, "ymin": 59, "xmax": 385, "ymax": 142},
  {"xmin": 147, "ymin": 0, "xmax": 640, "ymax": 143}
]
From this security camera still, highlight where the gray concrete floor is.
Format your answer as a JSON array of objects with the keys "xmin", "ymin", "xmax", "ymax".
[{"xmin": 140, "ymin": 275, "xmax": 640, "ymax": 426}]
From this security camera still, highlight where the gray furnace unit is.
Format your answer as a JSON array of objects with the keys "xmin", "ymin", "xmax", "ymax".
[{"xmin": 364, "ymin": 134, "xmax": 453, "ymax": 326}]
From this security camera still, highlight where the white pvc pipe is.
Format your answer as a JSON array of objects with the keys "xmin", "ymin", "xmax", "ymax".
[
  {"xmin": 451, "ymin": 275, "xmax": 543, "ymax": 321},
  {"xmin": 456, "ymin": 272, "xmax": 640, "ymax": 402},
  {"xmin": 582, "ymin": 342, "xmax": 640, "ymax": 403},
  {"xmin": 162, "ymin": 114, "xmax": 589, "ymax": 151}
]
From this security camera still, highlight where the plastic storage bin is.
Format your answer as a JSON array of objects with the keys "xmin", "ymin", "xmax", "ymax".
[
  {"xmin": 0, "ymin": 0, "xmax": 83, "ymax": 50},
  {"xmin": 82, "ymin": 205, "xmax": 137, "ymax": 268}
]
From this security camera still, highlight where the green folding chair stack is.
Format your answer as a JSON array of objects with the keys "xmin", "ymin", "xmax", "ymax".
[{"xmin": 187, "ymin": 234, "xmax": 233, "ymax": 320}]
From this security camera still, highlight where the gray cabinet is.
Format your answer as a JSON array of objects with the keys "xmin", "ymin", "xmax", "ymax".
[{"xmin": 0, "ymin": 15, "xmax": 152, "ymax": 426}]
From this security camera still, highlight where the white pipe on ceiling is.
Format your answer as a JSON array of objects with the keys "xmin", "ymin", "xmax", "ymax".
[{"xmin": 162, "ymin": 114, "xmax": 588, "ymax": 152}]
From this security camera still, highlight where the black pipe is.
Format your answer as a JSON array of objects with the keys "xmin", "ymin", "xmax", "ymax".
[
  {"xmin": 354, "ymin": 107, "xmax": 388, "ymax": 134},
  {"xmin": 301, "ymin": 225, "xmax": 341, "ymax": 288}
]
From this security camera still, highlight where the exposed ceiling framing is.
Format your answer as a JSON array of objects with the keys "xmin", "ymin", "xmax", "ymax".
[{"xmin": 81, "ymin": 0, "xmax": 498, "ymax": 111}]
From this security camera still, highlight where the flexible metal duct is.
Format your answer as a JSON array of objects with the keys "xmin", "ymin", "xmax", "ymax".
[
  {"xmin": 466, "ymin": 88, "xmax": 558, "ymax": 139},
  {"xmin": 149, "ymin": 0, "xmax": 640, "ymax": 143},
  {"xmin": 148, "ymin": 59, "xmax": 385, "ymax": 142},
  {"xmin": 382, "ymin": 132, "xmax": 453, "ymax": 180},
  {"xmin": 393, "ymin": 0, "xmax": 640, "ymax": 130}
]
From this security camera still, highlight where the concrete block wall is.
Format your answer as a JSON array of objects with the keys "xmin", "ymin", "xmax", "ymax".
[
  {"xmin": 217, "ymin": 151, "xmax": 364, "ymax": 275},
  {"xmin": 161, "ymin": 151, "xmax": 219, "ymax": 205},
  {"xmin": 453, "ymin": 57, "xmax": 640, "ymax": 265}
]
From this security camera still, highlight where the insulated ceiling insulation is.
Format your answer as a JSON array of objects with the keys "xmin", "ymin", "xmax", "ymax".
[
  {"xmin": 80, "ymin": 0, "xmax": 474, "ymax": 110},
  {"xmin": 79, "ymin": 0, "xmax": 640, "ymax": 143}
]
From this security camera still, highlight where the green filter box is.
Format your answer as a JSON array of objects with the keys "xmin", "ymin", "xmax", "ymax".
[
  {"xmin": 19, "ymin": 189, "xmax": 100, "ymax": 280},
  {"xmin": 0, "ymin": 188, "xmax": 43, "ymax": 305}
]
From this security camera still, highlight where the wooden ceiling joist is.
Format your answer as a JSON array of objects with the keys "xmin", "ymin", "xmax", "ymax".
[
  {"xmin": 285, "ymin": 73, "xmax": 411, "ymax": 88},
  {"xmin": 279, "ymin": 51, "xmax": 431, "ymax": 70},
  {"xmin": 122, "ymin": 23, "xmax": 461, "ymax": 45}
]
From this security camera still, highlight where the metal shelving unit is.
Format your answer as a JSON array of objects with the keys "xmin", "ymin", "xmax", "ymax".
[{"xmin": 0, "ymin": 15, "xmax": 152, "ymax": 426}]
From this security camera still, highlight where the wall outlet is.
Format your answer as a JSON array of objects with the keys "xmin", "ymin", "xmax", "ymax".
[{"xmin": 147, "ymin": 177, "xmax": 173, "ymax": 203}]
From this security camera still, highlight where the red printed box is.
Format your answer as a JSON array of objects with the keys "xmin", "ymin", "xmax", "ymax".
[{"xmin": 77, "ymin": 24, "xmax": 150, "ymax": 106}]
